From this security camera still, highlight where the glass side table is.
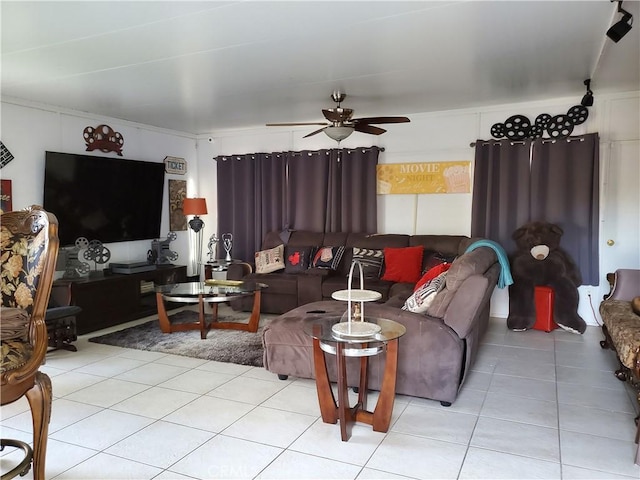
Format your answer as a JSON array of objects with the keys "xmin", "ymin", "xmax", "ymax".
[{"xmin": 304, "ymin": 316, "xmax": 406, "ymax": 441}]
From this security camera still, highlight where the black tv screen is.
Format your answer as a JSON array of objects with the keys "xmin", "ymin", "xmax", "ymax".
[{"xmin": 43, "ymin": 151, "xmax": 165, "ymax": 246}]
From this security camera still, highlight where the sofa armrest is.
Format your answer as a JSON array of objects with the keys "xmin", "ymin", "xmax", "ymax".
[
  {"xmin": 443, "ymin": 275, "xmax": 489, "ymax": 338},
  {"xmin": 227, "ymin": 262, "xmax": 253, "ymax": 281}
]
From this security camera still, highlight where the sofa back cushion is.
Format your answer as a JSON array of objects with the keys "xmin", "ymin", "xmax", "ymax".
[
  {"xmin": 322, "ymin": 232, "xmax": 349, "ymax": 248},
  {"xmin": 288, "ymin": 231, "xmax": 325, "ymax": 247},
  {"xmin": 409, "ymin": 235, "xmax": 465, "ymax": 256},
  {"xmin": 262, "ymin": 231, "xmax": 287, "ymax": 250}
]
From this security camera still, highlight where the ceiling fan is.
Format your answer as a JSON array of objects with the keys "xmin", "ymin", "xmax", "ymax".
[{"xmin": 266, "ymin": 92, "xmax": 410, "ymax": 142}]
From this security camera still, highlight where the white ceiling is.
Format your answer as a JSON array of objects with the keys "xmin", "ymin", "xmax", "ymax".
[{"xmin": 2, "ymin": 1, "xmax": 638, "ymax": 135}]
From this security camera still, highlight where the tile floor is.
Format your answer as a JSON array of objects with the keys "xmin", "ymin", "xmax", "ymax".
[{"xmin": 2, "ymin": 310, "xmax": 639, "ymax": 480}]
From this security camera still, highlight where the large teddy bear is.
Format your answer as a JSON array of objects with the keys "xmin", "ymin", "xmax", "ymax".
[{"xmin": 507, "ymin": 221, "xmax": 587, "ymax": 334}]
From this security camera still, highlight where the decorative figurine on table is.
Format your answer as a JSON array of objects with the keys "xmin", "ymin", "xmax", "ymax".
[
  {"xmin": 222, "ymin": 233, "xmax": 233, "ymax": 262},
  {"xmin": 207, "ymin": 234, "xmax": 219, "ymax": 262}
]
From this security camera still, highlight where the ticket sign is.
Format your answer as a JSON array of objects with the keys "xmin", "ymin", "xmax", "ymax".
[
  {"xmin": 376, "ymin": 161, "xmax": 471, "ymax": 194},
  {"xmin": 164, "ymin": 156, "xmax": 187, "ymax": 175}
]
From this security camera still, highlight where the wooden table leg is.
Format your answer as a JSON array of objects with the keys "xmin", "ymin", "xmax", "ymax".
[
  {"xmin": 336, "ymin": 342, "xmax": 354, "ymax": 441},
  {"xmin": 372, "ymin": 338, "xmax": 399, "ymax": 432},
  {"xmin": 313, "ymin": 337, "xmax": 338, "ymax": 424},
  {"xmin": 156, "ymin": 292, "xmax": 172, "ymax": 333},
  {"xmin": 198, "ymin": 295, "xmax": 210, "ymax": 339},
  {"xmin": 208, "ymin": 290, "xmax": 261, "ymax": 333},
  {"xmin": 246, "ymin": 289, "xmax": 261, "ymax": 333}
]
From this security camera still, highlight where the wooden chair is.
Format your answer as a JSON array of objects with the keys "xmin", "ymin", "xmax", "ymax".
[{"xmin": 1, "ymin": 205, "xmax": 59, "ymax": 480}]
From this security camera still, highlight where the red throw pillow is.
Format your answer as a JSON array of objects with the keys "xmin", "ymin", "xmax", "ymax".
[
  {"xmin": 381, "ymin": 246, "xmax": 424, "ymax": 284},
  {"xmin": 414, "ymin": 262, "xmax": 452, "ymax": 292}
]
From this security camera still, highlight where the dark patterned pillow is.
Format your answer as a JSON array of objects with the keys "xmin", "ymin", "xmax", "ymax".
[
  {"xmin": 311, "ymin": 246, "xmax": 345, "ymax": 270},
  {"xmin": 284, "ymin": 246, "xmax": 314, "ymax": 273},
  {"xmin": 351, "ymin": 247, "xmax": 384, "ymax": 278}
]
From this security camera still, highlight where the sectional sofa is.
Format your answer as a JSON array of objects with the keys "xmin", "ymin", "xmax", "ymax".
[
  {"xmin": 229, "ymin": 230, "xmax": 504, "ymax": 404},
  {"xmin": 228, "ymin": 230, "xmax": 480, "ymax": 314}
]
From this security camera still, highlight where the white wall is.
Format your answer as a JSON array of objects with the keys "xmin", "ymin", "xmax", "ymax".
[
  {"xmin": 197, "ymin": 91, "xmax": 640, "ymax": 323},
  {"xmin": 2, "ymin": 91, "xmax": 637, "ymax": 322},
  {"xmin": 0, "ymin": 100, "xmax": 198, "ymax": 275}
]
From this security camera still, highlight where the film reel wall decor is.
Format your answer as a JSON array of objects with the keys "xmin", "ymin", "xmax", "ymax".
[
  {"xmin": 490, "ymin": 105, "xmax": 589, "ymax": 141},
  {"xmin": 83, "ymin": 124, "xmax": 124, "ymax": 156}
]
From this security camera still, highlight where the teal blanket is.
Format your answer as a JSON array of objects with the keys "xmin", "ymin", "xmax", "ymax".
[{"xmin": 465, "ymin": 239, "xmax": 513, "ymax": 289}]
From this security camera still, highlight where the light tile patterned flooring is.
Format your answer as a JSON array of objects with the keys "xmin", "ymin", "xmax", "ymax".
[{"xmin": 2, "ymin": 308, "xmax": 639, "ymax": 479}]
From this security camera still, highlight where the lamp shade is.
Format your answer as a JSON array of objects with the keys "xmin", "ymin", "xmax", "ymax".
[{"xmin": 183, "ymin": 197, "xmax": 208, "ymax": 216}]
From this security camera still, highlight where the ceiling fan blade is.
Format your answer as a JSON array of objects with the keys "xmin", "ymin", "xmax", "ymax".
[
  {"xmin": 303, "ymin": 126, "xmax": 328, "ymax": 138},
  {"xmin": 353, "ymin": 116, "xmax": 410, "ymax": 125},
  {"xmin": 266, "ymin": 122, "xmax": 328, "ymax": 126},
  {"xmin": 354, "ymin": 124, "xmax": 386, "ymax": 135}
]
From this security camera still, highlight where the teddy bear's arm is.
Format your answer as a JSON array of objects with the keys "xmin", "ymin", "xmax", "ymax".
[{"xmin": 558, "ymin": 248, "xmax": 583, "ymax": 286}]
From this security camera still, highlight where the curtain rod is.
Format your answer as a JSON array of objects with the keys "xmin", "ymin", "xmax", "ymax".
[
  {"xmin": 214, "ymin": 146, "xmax": 384, "ymax": 161},
  {"xmin": 470, "ymin": 136, "xmax": 588, "ymax": 147}
]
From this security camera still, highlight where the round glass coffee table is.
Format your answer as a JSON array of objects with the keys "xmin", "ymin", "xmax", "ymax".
[
  {"xmin": 304, "ymin": 316, "xmax": 406, "ymax": 441},
  {"xmin": 155, "ymin": 280, "xmax": 267, "ymax": 339}
]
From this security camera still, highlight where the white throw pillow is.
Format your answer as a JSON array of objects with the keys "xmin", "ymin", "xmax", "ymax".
[
  {"xmin": 402, "ymin": 271, "xmax": 447, "ymax": 313},
  {"xmin": 255, "ymin": 244, "xmax": 285, "ymax": 274}
]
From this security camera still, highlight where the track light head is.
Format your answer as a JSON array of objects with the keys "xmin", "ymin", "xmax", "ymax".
[
  {"xmin": 581, "ymin": 79, "xmax": 594, "ymax": 107},
  {"xmin": 607, "ymin": 1, "xmax": 633, "ymax": 43}
]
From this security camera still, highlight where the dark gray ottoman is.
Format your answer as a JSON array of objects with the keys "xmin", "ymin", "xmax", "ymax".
[{"xmin": 262, "ymin": 300, "xmax": 394, "ymax": 389}]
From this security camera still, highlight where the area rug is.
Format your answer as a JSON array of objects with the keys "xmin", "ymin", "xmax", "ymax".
[{"xmin": 88, "ymin": 306, "xmax": 277, "ymax": 367}]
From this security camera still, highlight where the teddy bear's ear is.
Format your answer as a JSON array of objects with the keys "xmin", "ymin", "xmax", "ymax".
[
  {"xmin": 550, "ymin": 224, "xmax": 564, "ymax": 236},
  {"xmin": 512, "ymin": 225, "xmax": 528, "ymax": 241}
]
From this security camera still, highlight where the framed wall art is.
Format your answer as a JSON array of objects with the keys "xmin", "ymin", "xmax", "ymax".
[
  {"xmin": 0, "ymin": 179, "xmax": 12, "ymax": 212},
  {"xmin": 168, "ymin": 179, "xmax": 187, "ymax": 231}
]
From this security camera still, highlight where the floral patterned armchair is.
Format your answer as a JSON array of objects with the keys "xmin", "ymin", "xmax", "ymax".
[{"xmin": 1, "ymin": 205, "xmax": 59, "ymax": 480}]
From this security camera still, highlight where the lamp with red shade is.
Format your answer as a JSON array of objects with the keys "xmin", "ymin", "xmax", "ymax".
[{"xmin": 182, "ymin": 197, "xmax": 208, "ymax": 277}]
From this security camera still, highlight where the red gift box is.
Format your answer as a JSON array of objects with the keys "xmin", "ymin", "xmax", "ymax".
[{"xmin": 533, "ymin": 286, "xmax": 557, "ymax": 332}]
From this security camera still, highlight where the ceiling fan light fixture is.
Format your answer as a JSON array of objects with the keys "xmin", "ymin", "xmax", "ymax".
[
  {"xmin": 324, "ymin": 126, "xmax": 354, "ymax": 142},
  {"xmin": 606, "ymin": 1, "xmax": 633, "ymax": 42}
]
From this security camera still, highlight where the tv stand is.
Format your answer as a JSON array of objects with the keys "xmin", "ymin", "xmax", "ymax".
[{"xmin": 53, "ymin": 265, "xmax": 187, "ymax": 334}]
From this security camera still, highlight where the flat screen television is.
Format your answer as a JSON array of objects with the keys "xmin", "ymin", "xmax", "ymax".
[{"xmin": 43, "ymin": 151, "xmax": 165, "ymax": 246}]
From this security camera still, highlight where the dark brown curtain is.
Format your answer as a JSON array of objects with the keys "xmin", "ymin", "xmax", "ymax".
[
  {"xmin": 471, "ymin": 134, "xmax": 599, "ymax": 285},
  {"xmin": 287, "ymin": 149, "xmax": 331, "ymax": 231},
  {"xmin": 216, "ymin": 153, "xmax": 287, "ymax": 263},
  {"xmin": 471, "ymin": 139, "xmax": 532, "ymax": 253},
  {"xmin": 531, "ymin": 134, "xmax": 599, "ymax": 285},
  {"xmin": 325, "ymin": 147, "xmax": 380, "ymax": 232},
  {"xmin": 217, "ymin": 146, "xmax": 379, "ymax": 262}
]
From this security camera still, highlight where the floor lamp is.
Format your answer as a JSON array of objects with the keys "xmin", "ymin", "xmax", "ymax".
[{"xmin": 183, "ymin": 197, "xmax": 207, "ymax": 278}]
